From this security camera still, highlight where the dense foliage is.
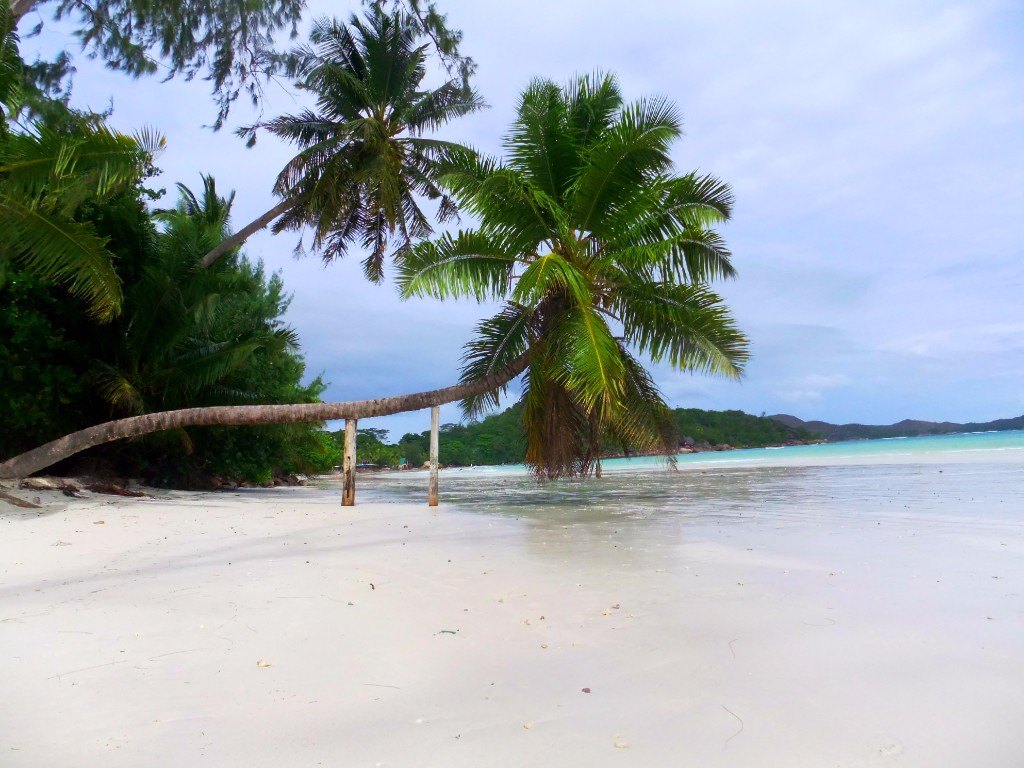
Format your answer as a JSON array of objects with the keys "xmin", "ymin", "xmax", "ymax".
[
  {"xmin": 672, "ymin": 409, "xmax": 818, "ymax": 447},
  {"xmin": 339, "ymin": 405, "xmax": 818, "ymax": 469},
  {"xmin": 1, "ymin": 6, "xmax": 479, "ymax": 484},
  {"xmin": 0, "ymin": 174, "xmax": 338, "ymax": 485}
]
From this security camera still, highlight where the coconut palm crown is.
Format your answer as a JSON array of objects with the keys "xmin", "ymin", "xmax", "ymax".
[
  {"xmin": 236, "ymin": 10, "xmax": 484, "ymax": 281},
  {"xmin": 398, "ymin": 73, "xmax": 749, "ymax": 479}
]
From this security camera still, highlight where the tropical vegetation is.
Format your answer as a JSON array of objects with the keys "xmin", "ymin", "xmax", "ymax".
[
  {"xmin": 1, "ymin": 3, "xmax": 753, "ymax": 486},
  {"xmin": 9, "ymin": 0, "xmax": 474, "ymax": 129},
  {"xmin": 0, "ymin": 169, "xmax": 338, "ymax": 484},
  {"xmin": 337, "ymin": 405, "xmax": 819, "ymax": 470},
  {"xmin": 399, "ymin": 73, "xmax": 748, "ymax": 478},
  {"xmin": 205, "ymin": 9, "xmax": 482, "ymax": 276}
]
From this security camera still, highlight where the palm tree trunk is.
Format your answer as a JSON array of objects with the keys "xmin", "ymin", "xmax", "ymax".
[
  {"xmin": 0, "ymin": 354, "xmax": 529, "ymax": 479},
  {"xmin": 199, "ymin": 197, "xmax": 295, "ymax": 268},
  {"xmin": 9, "ymin": 0, "xmax": 36, "ymax": 22}
]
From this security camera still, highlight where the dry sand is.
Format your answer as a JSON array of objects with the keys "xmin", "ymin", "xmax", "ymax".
[{"xmin": 2, "ymin": 482, "xmax": 1022, "ymax": 766}]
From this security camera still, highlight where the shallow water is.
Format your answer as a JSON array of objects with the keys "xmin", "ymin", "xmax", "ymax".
[{"xmin": 360, "ymin": 430, "xmax": 1024, "ymax": 532}]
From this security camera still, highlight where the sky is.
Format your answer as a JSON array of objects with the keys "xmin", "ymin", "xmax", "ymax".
[{"xmin": 24, "ymin": 0, "xmax": 1024, "ymax": 439}]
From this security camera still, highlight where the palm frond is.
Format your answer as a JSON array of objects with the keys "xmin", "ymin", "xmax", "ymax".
[
  {"xmin": 613, "ymin": 280, "xmax": 749, "ymax": 376},
  {"xmin": 548, "ymin": 304, "xmax": 625, "ymax": 412},
  {"xmin": 564, "ymin": 71, "xmax": 621, "ymax": 148},
  {"xmin": 521, "ymin": 351, "xmax": 595, "ymax": 479},
  {"xmin": 511, "ymin": 251, "xmax": 591, "ymax": 309},
  {"xmin": 0, "ymin": 195, "xmax": 122, "ymax": 319},
  {"xmin": 604, "ymin": 346, "xmax": 678, "ymax": 463},
  {"xmin": 397, "ymin": 229, "xmax": 517, "ymax": 301},
  {"xmin": 505, "ymin": 78, "xmax": 576, "ymax": 200},
  {"xmin": 569, "ymin": 95, "xmax": 681, "ymax": 230},
  {"xmin": 90, "ymin": 362, "xmax": 146, "ymax": 414},
  {"xmin": 459, "ymin": 302, "xmax": 535, "ymax": 416},
  {"xmin": 0, "ymin": 123, "xmax": 158, "ymax": 204}
]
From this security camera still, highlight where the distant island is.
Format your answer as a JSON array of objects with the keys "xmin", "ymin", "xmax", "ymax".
[
  {"xmin": 346, "ymin": 406, "xmax": 819, "ymax": 469},
  {"xmin": 347, "ymin": 408, "xmax": 1024, "ymax": 469},
  {"xmin": 769, "ymin": 413, "xmax": 1024, "ymax": 442}
]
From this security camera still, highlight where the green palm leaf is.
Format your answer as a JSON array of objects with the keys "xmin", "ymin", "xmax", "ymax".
[
  {"xmin": 398, "ymin": 230, "xmax": 517, "ymax": 301},
  {"xmin": 460, "ymin": 302, "xmax": 535, "ymax": 416},
  {"xmin": 0, "ymin": 195, "xmax": 122, "ymax": 320},
  {"xmin": 613, "ymin": 279, "xmax": 748, "ymax": 376}
]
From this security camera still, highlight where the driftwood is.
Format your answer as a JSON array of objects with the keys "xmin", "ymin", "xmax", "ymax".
[
  {"xmin": 0, "ymin": 490, "xmax": 41, "ymax": 509},
  {"xmin": 84, "ymin": 482, "xmax": 149, "ymax": 498}
]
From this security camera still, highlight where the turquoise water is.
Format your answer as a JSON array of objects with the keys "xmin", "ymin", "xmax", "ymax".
[
  {"xmin": 602, "ymin": 427, "xmax": 1024, "ymax": 471},
  {"xmin": 431, "ymin": 428, "xmax": 1024, "ymax": 476},
  {"xmin": 360, "ymin": 429, "xmax": 1024, "ymax": 523}
]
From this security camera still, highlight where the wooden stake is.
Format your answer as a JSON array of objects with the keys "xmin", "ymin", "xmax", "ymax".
[
  {"xmin": 342, "ymin": 418, "xmax": 357, "ymax": 506},
  {"xmin": 428, "ymin": 406, "xmax": 440, "ymax": 507}
]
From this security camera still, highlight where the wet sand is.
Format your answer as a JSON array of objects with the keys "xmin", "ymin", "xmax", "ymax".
[{"xmin": 1, "ymin": 479, "xmax": 1022, "ymax": 766}]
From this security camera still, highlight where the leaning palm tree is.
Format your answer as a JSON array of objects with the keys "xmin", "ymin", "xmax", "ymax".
[
  {"xmin": 398, "ymin": 73, "xmax": 749, "ymax": 478},
  {"xmin": 201, "ymin": 9, "xmax": 483, "ymax": 278},
  {"xmin": 0, "ymin": 74, "xmax": 747, "ymax": 482}
]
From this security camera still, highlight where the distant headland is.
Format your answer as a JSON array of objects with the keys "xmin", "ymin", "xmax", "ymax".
[{"xmin": 769, "ymin": 413, "xmax": 1024, "ymax": 442}]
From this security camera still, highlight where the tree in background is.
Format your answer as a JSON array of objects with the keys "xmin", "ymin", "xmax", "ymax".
[
  {"xmin": 400, "ymin": 73, "xmax": 749, "ymax": 478},
  {"xmin": 91, "ymin": 176, "xmax": 298, "ymax": 417},
  {"xmin": 7, "ymin": 0, "xmax": 474, "ymax": 129},
  {"xmin": 204, "ymin": 9, "xmax": 483, "ymax": 277}
]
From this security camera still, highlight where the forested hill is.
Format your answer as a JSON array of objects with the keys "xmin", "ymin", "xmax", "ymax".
[
  {"xmin": 349, "ymin": 407, "xmax": 820, "ymax": 468},
  {"xmin": 769, "ymin": 413, "xmax": 1024, "ymax": 441}
]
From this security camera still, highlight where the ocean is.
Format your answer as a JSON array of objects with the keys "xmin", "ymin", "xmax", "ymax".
[{"xmin": 360, "ymin": 429, "xmax": 1024, "ymax": 525}]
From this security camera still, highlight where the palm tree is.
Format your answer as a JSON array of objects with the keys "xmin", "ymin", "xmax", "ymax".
[
  {"xmin": 0, "ymin": 74, "xmax": 747, "ymax": 482},
  {"xmin": 397, "ymin": 73, "xmax": 749, "ymax": 478},
  {"xmin": 92, "ymin": 176, "xmax": 298, "ymax": 425},
  {"xmin": 201, "ymin": 9, "xmax": 483, "ymax": 278},
  {"xmin": 0, "ymin": 9, "xmax": 163, "ymax": 319}
]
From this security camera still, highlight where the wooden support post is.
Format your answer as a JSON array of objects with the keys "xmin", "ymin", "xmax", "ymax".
[
  {"xmin": 428, "ymin": 406, "xmax": 440, "ymax": 507},
  {"xmin": 342, "ymin": 418, "xmax": 357, "ymax": 506}
]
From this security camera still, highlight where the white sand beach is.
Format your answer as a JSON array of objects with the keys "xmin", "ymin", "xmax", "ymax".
[{"xmin": 2, "ymin": 467, "xmax": 1022, "ymax": 767}]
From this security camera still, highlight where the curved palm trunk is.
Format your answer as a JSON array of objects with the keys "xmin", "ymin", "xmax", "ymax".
[
  {"xmin": 199, "ymin": 197, "xmax": 295, "ymax": 268},
  {"xmin": 0, "ymin": 354, "xmax": 529, "ymax": 479}
]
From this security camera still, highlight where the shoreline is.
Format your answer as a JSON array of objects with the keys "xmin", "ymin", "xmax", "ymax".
[{"xmin": 3, "ymin": 463, "xmax": 1022, "ymax": 767}]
